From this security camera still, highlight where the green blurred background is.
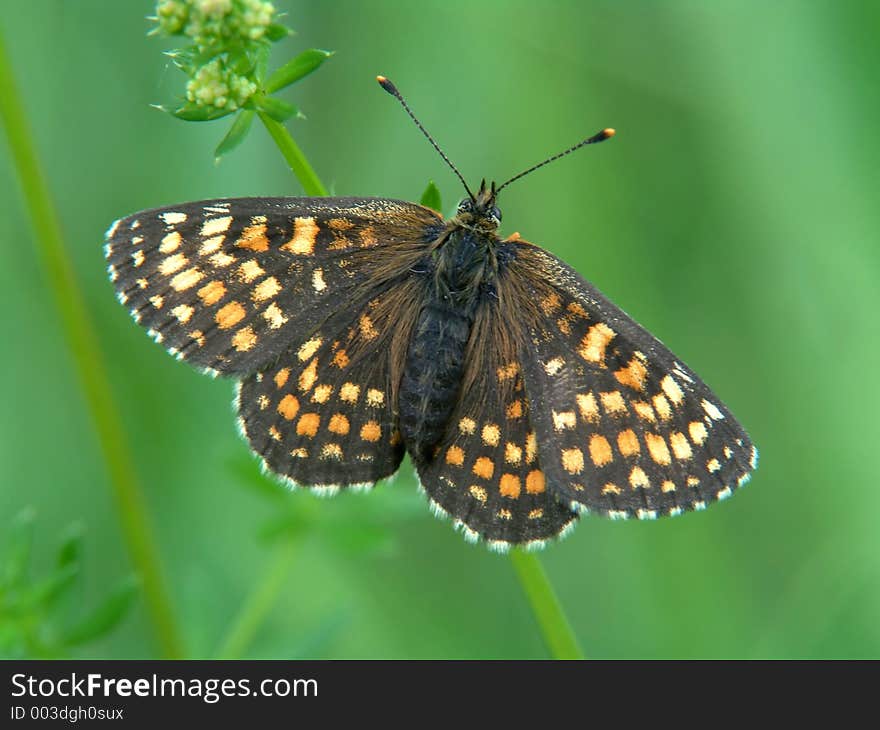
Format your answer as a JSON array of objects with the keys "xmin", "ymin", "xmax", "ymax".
[{"xmin": 1, "ymin": 0, "xmax": 878, "ymax": 659}]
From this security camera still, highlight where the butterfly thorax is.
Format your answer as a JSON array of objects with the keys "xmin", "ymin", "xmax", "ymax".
[{"xmin": 398, "ymin": 193, "xmax": 504, "ymax": 463}]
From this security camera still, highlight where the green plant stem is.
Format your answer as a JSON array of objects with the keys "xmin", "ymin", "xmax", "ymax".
[
  {"xmin": 215, "ymin": 538, "xmax": 297, "ymax": 659},
  {"xmin": 510, "ymin": 551, "xmax": 584, "ymax": 659},
  {"xmin": 0, "ymin": 32, "xmax": 184, "ymax": 659},
  {"xmin": 258, "ymin": 111, "xmax": 327, "ymax": 196}
]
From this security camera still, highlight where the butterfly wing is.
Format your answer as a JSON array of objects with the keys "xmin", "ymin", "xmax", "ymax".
[
  {"xmin": 237, "ymin": 269, "xmax": 429, "ymax": 491},
  {"xmin": 414, "ymin": 294, "xmax": 578, "ymax": 549},
  {"xmin": 506, "ymin": 241, "xmax": 757, "ymax": 519},
  {"xmin": 105, "ymin": 197, "xmax": 440, "ymax": 376}
]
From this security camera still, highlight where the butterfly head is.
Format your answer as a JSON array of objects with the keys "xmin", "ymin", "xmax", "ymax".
[{"xmin": 454, "ymin": 179, "xmax": 502, "ymax": 233}]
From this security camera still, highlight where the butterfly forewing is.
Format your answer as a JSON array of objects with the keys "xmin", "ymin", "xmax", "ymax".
[
  {"xmin": 105, "ymin": 197, "xmax": 440, "ymax": 375},
  {"xmin": 415, "ymin": 296, "xmax": 578, "ymax": 548},
  {"xmin": 507, "ymin": 242, "xmax": 757, "ymax": 519}
]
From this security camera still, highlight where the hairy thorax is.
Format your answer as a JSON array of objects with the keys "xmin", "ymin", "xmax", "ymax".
[{"xmin": 398, "ymin": 225, "xmax": 497, "ymax": 462}]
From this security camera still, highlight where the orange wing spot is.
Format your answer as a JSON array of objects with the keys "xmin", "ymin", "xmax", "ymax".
[
  {"xmin": 482, "ymin": 423, "xmax": 501, "ymax": 447},
  {"xmin": 297, "ymin": 336, "xmax": 323, "ymax": 362},
  {"xmin": 298, "ymin": 358, "xmax": 318, "ymax": 392},
  {"xmin": 236, "ymin": 223, "xmax": 269, "ymax": 252},
  {"xmin": 262, "ymin": 302, "xmax": 287, "ymax": 329},
  {"xmin": 328, "ymin": 217, "xmax": 354, "ymax": 231},
  {"xmin": 257, "ymin": 394, "xmax": 269, "ymax": 410},
  {"xmin": 389, "ymin": 429, "xmax": 402, "ymax": 446},
  {"xmin": 359, "ymin": 226, "xmax": 378, "ymax": 247},
  {"xmin": 189, "ymin": 330, "xmax": 206, "ymax": 347},
  {"xmin": 340, "ymin": 382, "xmax": 360, "ymax": 403},
  {"xmin": 321, "ymin": 443, "xmax": 343, "ymax": 460},
  {"xmin": 602, "ymin": 483, "xmax": 621, "ymax": 495},
  {"xmin": 687, "ymin": 476, "xmax": 700, "ymax": 487},
  {"xmin": 366, "ymin": 388, "xmax": 384, "ymax": 407},
  {"xmin": 200, "ymin": 215, "xmax": 232, "ymax": 237},
  {"xmin": 544, "ymin": 357, "xmax": 565, "ymax": 375},
  {"xmin": 159, "ymin": 231, "xmax": 182, "ymax": 253},
  {"xmin": 332, "ymin": 349, "xmax": 350, "ymax": 368},
  {"xmin": 552, "ymin": 410, "xmax": 577, "ymax": 431},
  {"xmin": 498, "ymin": 509, "xmax": 513, "ymax": 520},
  {"xmin": 506, "ymin": 399, "xmax": 523, "ymax": 420},
  {"xmin": 158, "ymin": 252, "xmax": 187, "ymax": 276},
  {"xmin": 216, "ymin": 301, "xmax": 246, "ymax": 329},
  {"xmin": 469, "ymin": 485, "xmax": 488, "ymax": 503},
  {"xmin": 528, "ymin": 509, "xmax": 544, "ymax": 520},
  {"xmin": 231, "ymin": 326, "xmax": 257, "ymax": 352},
  {"xmin": 561, "ymin": 448, "xmax": 585, "ymax": 474},
  {"xmin": 497, "ymin": 362, "xmax": 519, "ymax": 381},
  {"xmin": 669, "ymin": 432, "xmax": 693, "ymax": 460},
  {"xmin": 579, "ymin": 323, "xmax": 615, "ymax": 364},
  {"xmin": 312, "ymin": 268, "xmax": 327, "ymax": 292},
  {"xmin": 540, "ymin": 293, "xmax": 562, "ymax": 315},
  {"xmin": 472, "ymin": 457, "xmax": 495, "ymax": 480},
  {"xmin": 589, "ymin": 434, "xmax": 613, "ymax": 467},
  {"xmin": 198, "ymin": 280, "xmax": 226, "ymax": 306},
  {"xmin": 645, "ymin": 433, "xmax": 672, "ymax": 465},
  {"xmin": 499, "ymin": 473, "xmax": 521, "ymax": 499},
  {"xmin": 445, "ymin": 445, "xmax": 465, "ymax": 466},
  {"xmin": 707, "ymin": 458, "xmax": 721, "ymax": 473},
  {"xmin": 250, "ymin": 276, "xmax": 281, "ymax": 303},
  {"xmin": 617, "ymin": 429, "xmax": 640, "ymax": 457},
  {"xmin": 360, "ymin": 421, "xmax": 382, "ymax": 442},
  {"xmin": 702, "ymin": 399, "xmax": 724, "ymax": 420},
  {"xmin": 281, "ymin": 216, "xmax": 318, "ymax": 254},
  {"xmin": 237, "ymin": 259, "xmax": 265, "ymax": 283},
  {"xmin": 614, "ymin": 355, "xmax": 648, "ymax": 391},
  {"xmin": 149, "ymin": 295, "xmax": 164, "ymax": 309},
  {"xmin": 359, "ymin": 314, "xmax": 378, "ymax": 340},
  {"xmin": 629, "ymin": 466, "xmax": 650, "ymax": 489},
  {"xmin": 296, "ymin": 412, "xmax": 320, "ymax": 438},
  {"xmin": 209, "ymin": 251, "xmax": 235, "ymax": 268},
  {"xmin": 291, "ymin": 448, "xmax": 308, "ymax": 458},
  {"xmin": 277, "ymin": 394, "xmax": 300, "ymax": 420},
  {"xmin": 171, "ymin": 304, "xmax": 196, "ymax": 324},
  {"xmin": 311, "ymin": 384, "xmax": 333, "ymax": 403},
  {"xmin": 599, "ymin": 391, "xmax": 627, "ymax": 415},
  {"xmin": 459, "ymin": 417, "xmax": 476, "ymax": 435},
  {"xmin": 198, "ymin": 235, "xmax": 224, "ymax": 256},
  {"xmin": 525, "ymin": 469, "xmax": 546, "ymax": 495},
  {"xmin": 662, "ymin": 480, "xmax": 676, "ymax": 493},
  {"xmin": 576, "ymin": 392, "xmax": 600, "ymax": 422},
  {"xmin": 505, "ymin": 442, "xmax": 523, "ymax": 465},
  {"xmin": 274, "ymin": 368, "xmax": 290, "ymax": 389},
  {"xmin": 653, "ymin": 394, "xmax": 672, "ymax": 420},
  {"xmin": 567, "ymin": 302, "xmax": 588, "ymax": 318},
  {"xmin": 661, "ymin": 375, "xmax": 685, "ymax": 405},
  {"xmin": 170, "ymin": 267, "xmax": 204, "ymax": 291},
  {"xmin": 632, "ymin": 400, "xmax": 656, "ymax": 422},
  {"xmin": 268, "ymin": 425, "xmax": 282, "ymax": 442},
  {"xmin": 525, "ymin": 432, "xmax": 538, "ymax": 464},
  {"xmin": 689, "ymin": 420, "xmax": 708, "ymax": 445},
  {"xmin": 328, "ymin": 413, "xmax": 350, "ymax": 435}
]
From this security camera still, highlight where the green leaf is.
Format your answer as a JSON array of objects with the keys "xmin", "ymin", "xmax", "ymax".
[
  {"xmin": 60, "ymin": 576, "xmax": 138, "ymax": 647},
  {"xmin": 3, "ymin": 508, "xmax": 35, "ymax": 589},
  {"xmin": 255, "ymin": 95, "xmax": 299, "ymax": 122},
  {"xmin": 20, "ymin": 564, "xmax": 79, "ymax": 610},
  {"xmin": 170, "ymin": 103, "xmax": 235, "ymax": 122},
  {"xmin": 265, "ymin": 23, "xmax": 292, "ymax": 42},
  {"xmin": 265, "ymin": 49, "xmax": 333, "ymax": 94},
  {"xmin": 214, "ymin": 110, "xmax": 255, "ymax": 161},
  {"xmin": 420, "ymin": 181, "xmax": 443, "ymax": 212},
  {"xmin": 226, "ymin": 455, "xmax": 288, "ymax": 501}
]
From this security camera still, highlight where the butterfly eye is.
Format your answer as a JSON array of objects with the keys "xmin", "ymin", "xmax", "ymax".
[{"xmin": 490, "ymin": 206, "xmax": 502, "ymax": 223}]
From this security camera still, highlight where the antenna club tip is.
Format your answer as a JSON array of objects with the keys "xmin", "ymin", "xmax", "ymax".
[
  {"xmin": 602, "ymin": 128, "xmax": 616, "ymax": 139},
  {"xmin": 376, "ymin": 76, "xmax": 397, "ymax": 95}
]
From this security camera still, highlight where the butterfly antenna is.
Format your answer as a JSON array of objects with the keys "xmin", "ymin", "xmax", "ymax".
[
  {"xmin": 377, "ymin": 76, "xmax": 476, "ymax": 202},
  {"xmin": 495, "ymin": 128, "xmax": 616, "ymax": 195}
]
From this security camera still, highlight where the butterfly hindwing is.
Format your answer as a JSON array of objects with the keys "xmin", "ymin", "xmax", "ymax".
[
  {"xmin": 415, "ymin": 296, "xmax": 578, "ymax": 548},
  {"xmin": 507, "ymin": 242, "xmax": 757, "ymax": 519},
  {"xmin": 237, "ymin": 280, "xmax": 426, "ymax": 491},
  {"xmin": 105, "ymin": 197, "xmax": 440, "ymax": 376}
]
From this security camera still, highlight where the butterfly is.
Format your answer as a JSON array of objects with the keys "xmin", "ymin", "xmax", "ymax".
[{"xmin": 104, "ymin": 77, "xmax": 757, "ymax": 551}]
